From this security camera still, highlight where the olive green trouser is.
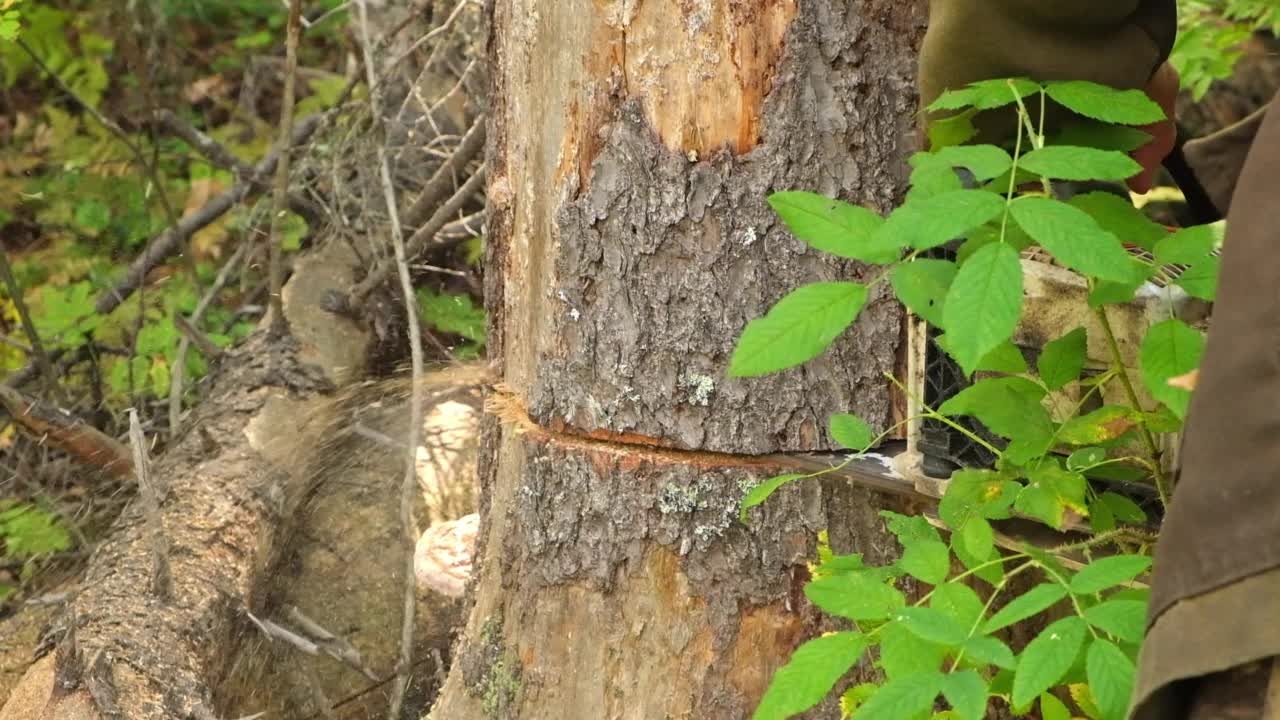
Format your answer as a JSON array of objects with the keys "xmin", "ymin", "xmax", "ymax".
[{"xmin": 1183, "ymin": 658, "xmax": 1280, "ymax": 720}]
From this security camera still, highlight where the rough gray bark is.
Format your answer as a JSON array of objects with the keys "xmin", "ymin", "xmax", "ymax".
[
  {"xmin": 491, "ymin": 0, "xmax": 925, "ymax": 454},
  {"xmin": 431, "ymin": 1, "xmax": 927, "ymax": 718}
]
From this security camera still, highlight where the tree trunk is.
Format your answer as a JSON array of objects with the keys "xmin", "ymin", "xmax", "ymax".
[{"xmin": 430, "ymin": 2, "xmax": 926, "ymax": 718}]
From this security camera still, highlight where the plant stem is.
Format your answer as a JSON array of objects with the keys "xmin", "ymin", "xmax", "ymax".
[
  {"xmin": 1093, "ymin": 305, "xmax": 1171, "ymax": 506},
  {"xmin": 885, "ymin": 372, "xmax": 1003, "ymax": 457}
]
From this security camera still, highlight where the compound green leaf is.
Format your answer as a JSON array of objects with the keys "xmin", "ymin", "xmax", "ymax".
[
  {"xmin": 880, "ymin": 622, "xmax": 947, "ymax": 678},
  {"xmin": 1058, "ymin": 406, "xmax": 1141, "ymax": 446},
  {"xmin": 805, "ymin": 573, "xmax": 905, "ymax": 621},
  {"xmin": 942, "ymin": 243, "xmax": 1023, "ymax": 375},
  {"xmin": 1045, "ymin": 81, "xmax": 1166, "ymax": 125},
  {"xmin": 1069, "ymin": 192, "xmax": 1168, "ymax": 251},
  {"xmin": 1012, "ymin": 617, "xmax": 1089, "ymax": 709},
  {"xmin": 1087, "ymin": 640, "xmax": 1136, "ymax": 720},
  {"xmin": 896, "ymin": 606, "xmax": 970, "ymax": 646},
  {"xmin": 963, "ymin": 636, "xmax": 1017, "ymax": 670},
  {"xmin": 730, "ymin": 282, "xmax": 869, "ymax": 377},
  {"xmin": 931, "ymin": 145, "xmax": 1014, "ymax": 181},
  {"xmin": 740, "ymin": 474, "xmax": 805, "ymax": 522},
  {"xmin": 830, "ymin": 413, "xmax": 874, "ymax": 451},
  {"xmin": 1070, "ymin": 555, "xmax": 1151, "ymax": 595},
  {"xmin": 982, "ymin": 583, "xmax": 1069, "ymax": 634},
  {"xmin": 1011, "ymin": 197, "xmax": 1136, "ymax": 282},
  {"xmin": 752, "ymin": 632, "xmax": 869, "ymax": 720},
  {"xmin": 1083, "ymin": 599, "xmax": 1147, "ymax": 643},
  {"xmin": 1139, "ymin": 319, "xmax": 1205, "ymax": 418},
  {"xmin": 958, "ymin": 517, "xmax": 995, "ymax": 567},
  {"xmin": 767, "ymin": 192, "xmax": 892, "ymax": 261},
  {"xmin": 852, "ymin": 672, "xmax": 945, "ymax": 720},
  {"xmin": 1040, "ymin": 692, "xmax": 1072, "ymax": 720},
  {"xmin": 1018, "ymin": 146, "xmax": 1141, "ymax": 182},
  {"xmin": 930, "ymin": 78, "xmax": 1041, "ymax": 112},
  {"xmin": 942, "ymin": 671, "xmax": 989, "ymax": 720},
  {"xmin": 900, "ymin": 541, "xmax": 952, "ymax": 585},
  {"xmin": 877, "ymin": 190, "xmax": 1006, "ymax": 251},
  {"xmin": 1038, "ymin": 327, "xmax": 1088, "ymax": 391},
  {"xmin": 892, "ymin": 259, "xmax": 956, "ymax": 327}
]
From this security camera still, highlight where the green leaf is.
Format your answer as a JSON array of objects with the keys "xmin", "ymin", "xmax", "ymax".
[
  {"xmin": 805, "ymin": 573, "xmax": 905, "ymax": 621},
  {"xmin": 1088, "ymin": 272, "xmax": 1148, "ymax": 308},
  {"xmin": 1045, "ymin": 81, "xmax": 1166, "ymax": 125},
  {"xmin": 840, "ymin": 684, "xmax": 880, "ymax": 718},
  {"xmin": 417, "ymin": 288, "xmax": 487, "ymax": 344},
  {"xmin": 752, "ymin": 632, "xmax": 869, "ymax": 720},
  {"xmin": 1072, "ymin": 684, "xmax": 1106, "ymax": 720},
  {"xmin": 1139, "ymin": 319, "xmax": 1205, "ymax": 418},
  {"xmin": 1053, "ymin": 123, "xmax": 1154, "ymax": 153},
  {"xmin": 730, "ymin": 282, "xmax": 869, "ymax": 377},
  {"xmin": 1012, "ymin": 617, "xmax": 1089, "ymax": 709},
  {"xmin": 882, "ymin": 510, "xmax": 943, "ymax": 547},
  {"xmin": 892, "ymin": 259, "xmax": 956, "ymax": 327},
  {"xmin": 1090, "ymin": 496, "xmax": 1118, "ymax": 533},
  {"xmin": 942, "ymin": 242, "xmax": 1023, "ymax": 374},
  {"xmin": 938, "ymin": 377, "xmax": 1051, "ymax": 442},
  {"xmin": 767, "ymin": 192, "xmax": 894, "ymax": 262},
  {"xmin": 1010, "ymin": 198, "xmax": 1136, "ymax": 282},
  {"xmin": 929, "ymin": 78, "xmax": 1041, "ymax": 112},
  {"xmin": 930, "ymin": 145, "xmax": 1014, "ymax": 181},
  {"xmin": 942, "ymin": 671, "xmax": 988, "ymax": 720},
  {"xmin": 880, "ymin": 622, "xmax": 947, "ymax": 678},
  {"xmin": 851, "ymin": 672, "xmax": 945, "ymax": 720},
  {"xmin": 900, "ymin": 541, "xmax": 952, "ymax": 585},
  {"xmin": 1058, "ymin": 406, "xmax": 1140, "ymax": 446},
  {"xmin": 1016, "ymin": 465, "xmax": 1087, "ymax": 530},
  {"xmin": 940, "ymin": 470, "xmax": 1021, "ymax": 530},
  {"xmin": 1154, "ymin": 223, "xmax": 1223, "ymax": 264},
  {"xmin": 73, "ymin": 198, "xmax": 111, "ymax": 233},
  {"xmin": 1038, "ymin": 327, "xmax": 1088, "ymax": 391},
  {"xmin": 877, "ymin": 190, "xmax": 1006, "ymax": 251},
  {"xmin": 1067, "ymin": 447, "xmax": 1107, "ymax": 471},
  {"xmin": 932, "ymin": 582, "xmax": 985, "ymax": 628},
  {"xmin": 1087, "ymin": 640, "xmax": 1136, "ymax": 720},
  {"xmin": 962, "ymin": 636, "xmax": 1017, "ymax": 670},
  {"xmin": 1098, "ymin": 492, "xmax": 1147, "ymax": 525},
  {"xmin": 739, "ymin": 474, "xmax": 804, "ymax": 521},
  {"xmin": 830, "ymin": 414, "xmax": 874, "ymax": 451},
  {"xmin": 1083, "ymin": 600, "xmax": 1147, "ymax": 643},
  {"xmin": 976, "ymin": 341, "xmax": 1028, "ymax": 374},
  {"xmin": 0, "ymin": 504, "xmax": 71, "ymax": 558},
  {"xmin": 928, "ymin": 108, "xmax": 980, "ymax": 150},
  {"xmin": 1018, "ymin": 147, "xmax": 1141, "ymax": 182},
  {"xmin": 1175, "ymin": 257, "xmax": 1220, "ymax": 301},
  {"xmin": 909, "ymin": 155, "xmax": 966, "ymax": 201},
  {"xmin": 958, "ymin": 517, "xmax": 994, "ymax": 566},
  {"xmin": 896, "ymin": 607, "xmax": 969, "ymax": 646},
  {"xmin": 1069, "ymin": 192, "xmax": 1168, "ymax": 251},
  {"xmin": 1070, "ymin": 555, "xmax": 1151, "ymax": 595},
  {"xmin": 1040, "ymin": 692, "xmax": 1072, "ymax": 720},
  {"xmin": 953, "ymin": 531, "xmax": 1004, "ymax": 587},
  {"xmin": 982, "ymin": 583, "xmax": 1068, "ymax": 633}
]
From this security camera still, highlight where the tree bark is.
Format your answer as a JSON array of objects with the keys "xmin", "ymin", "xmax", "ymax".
[{"xmin": 430, "ymin": 1, "xmax": 926, "ymax": 717}]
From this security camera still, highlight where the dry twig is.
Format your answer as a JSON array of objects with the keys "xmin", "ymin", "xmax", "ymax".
[
  {"xmin": 356, "ymin": 1, "xmax": 425, "ymax": 716},
  {"xmin": 127, "ymin": 409, "xmax": 172, "ymax": 599},
  {"xmin": 267, "ymin": 0, "xmax": 306, "ymax": 337},
  {"xmin": 0, "ymin": 249, "xmax": 62, "ymax": 403}
]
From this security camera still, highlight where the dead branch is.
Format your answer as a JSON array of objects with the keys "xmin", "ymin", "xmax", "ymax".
[
  {"xmin": 357, "ymin": 1, "xmax": 425, "ymax": 715},
  {"xmin": 0, "ymin": 385, "xmax": 132, "ymax": 480},
  {"xmin": 402, "ymin": 116, "xmax": 485, "ymax": 228},
  {"xmin": 167, "ymin": 239, "xmax": 249, "ymax": 431},
  {"xmin": 128, "ymin": 409, "xmax": 173, "ymax": 600},
  {"xmin": 154, "ymin": 109, "xmax": 254, "ymax": 176},
  {"xmin": 267, "ymin": 0, "xmax": 306, "ymax": 338},
  {"xmin": 348, "ymin": 166, "xmax": 486, "ymax": 307}
]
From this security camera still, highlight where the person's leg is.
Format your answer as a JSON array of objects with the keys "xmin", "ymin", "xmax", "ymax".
[{"xmin": 1185, "ymin": 659, "xmax": 1278, "ymax": 720}]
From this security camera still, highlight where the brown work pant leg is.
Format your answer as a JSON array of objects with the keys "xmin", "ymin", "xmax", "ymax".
[{"xmin": 1185, "ymin": 658, "xmax": 1280, "ymax": 720}]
